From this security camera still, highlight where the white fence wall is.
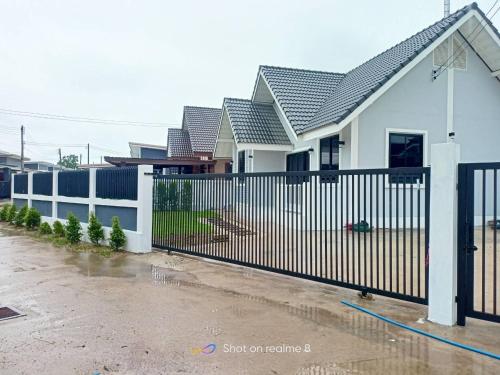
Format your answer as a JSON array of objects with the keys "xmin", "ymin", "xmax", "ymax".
[{"xmin": 11, "ymin": 165, "xmax": 153, "ymax": 253}]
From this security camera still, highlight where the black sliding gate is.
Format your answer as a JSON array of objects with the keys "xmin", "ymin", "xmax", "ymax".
[
  {"xmin": 152, "ymin": 168, "xmax": 430, "ymax": 304},
  {"xmin": 457, "ymin": 163, "xmax": 500, "ymax": 325}
]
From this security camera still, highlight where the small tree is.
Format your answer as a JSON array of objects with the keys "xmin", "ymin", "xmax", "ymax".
[
  {"xmin": 57, "ymin": 154, "xmax": 79, "ymax": 169},
  {"xmin": 39, "ymin": 222, "xmax": 53, "ymax": 235},
  {"xmin": 6, "ymin": 204, "xmax": 17, "ymax": 223},
  {"xmin": 14, "ymin": 204, "xmax": 29, "ymax": 226},
  {"xmin": 0, "ymin": 204, "xmax": 10, "ymax": 221},
  {"xmin": 25, "ymin": 208, "xmax": 41, "ymax": 229},
  {"xmin": 87, "ymin": 211, "xmax": 105, "ymax": 245},
  {"xmin": 109, "ymin": 216, "xmax": 126, "ymax": 251},
  {"xmin": 156, "ymin": 182, "xmax": 168, "ymax": 210},
  {"xmin": 167, "ymin": 181, "xmax": 179, "ymax": 210},
  {"xmin": 65, "ymin": 213, "xmax": 82, "ymax": 244},
  {"xmin": 53, "ymin": 220, "xmax": 65, "ymax": 237},
  {"xmin": 180, "ymin": 181, "xmax": 192, "ymax": 211}
]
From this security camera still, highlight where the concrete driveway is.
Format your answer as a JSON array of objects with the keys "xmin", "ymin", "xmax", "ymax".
[{"xmin": 0, "ymin": 226, "xmax": 499, "ymax": 374}]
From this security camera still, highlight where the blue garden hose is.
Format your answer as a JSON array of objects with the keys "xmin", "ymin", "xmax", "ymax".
[{"xmin": 341, "ymin": 300, "xmax": 500, "ymax": 361}]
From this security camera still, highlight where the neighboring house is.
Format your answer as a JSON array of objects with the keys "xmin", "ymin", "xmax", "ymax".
[
  {"xmin": 0, "ymin": 149, "xmax": 29, "ymax": 198},
  {"xmin": 24, "ymin": 161, "xmax": 62, "ymax": 172},
  {"xmin": 107, "ymin": 106, "xmax": 231, "ymax": 174},
  {"xmin": 214, "ymin": 3, "xmax": 500, "ymax": 178}
]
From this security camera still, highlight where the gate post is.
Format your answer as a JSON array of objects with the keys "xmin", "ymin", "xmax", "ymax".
[
  {"xmin": 428, "ymin": 143, "xmax": 460, "ymax": 326},
  {"xmin": 136, "ymin": 164, "xmax": 153, "ymax": 253}
]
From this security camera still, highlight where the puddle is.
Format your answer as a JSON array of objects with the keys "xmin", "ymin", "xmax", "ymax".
[{"xmin": 64, "ymin": 252, "xmax": 150, "ymax": 278}]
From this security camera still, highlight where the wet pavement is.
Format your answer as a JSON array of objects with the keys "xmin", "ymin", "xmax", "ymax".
[{"xmin": 0, "ymin": 226, "xmax": 499, "ymax": 374}]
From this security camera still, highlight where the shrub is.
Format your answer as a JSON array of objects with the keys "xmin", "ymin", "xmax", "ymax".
[
  {"xmin": 167, "ymin": 181, "xmax": 179, "ymax": 210},
  {"xmin": 156, "ymin": 182, "xmax": 168, "ymax": 210},
  {"xmin": 87, "ymin": 211, "xmax": 104, "ymax": 245},
  {"xmin": 65, "ymin": 213, "xmax": 82, "ymax": 244},
  {"xmin": 109, "ymin": 216, "xmax": 126, "ymax": 251},
  {"xmin": 180, "ymin": 181, "xmax": 192, "ymax": 211},
  {"xmin": 6, "ymin": 204, "xmax": 17, "ymax": 223},
  {"xmin": 53, "ymin": 220, "xmax": 65, "ymax": 237},
  {"xmin": 39, "ymin": 222, "xmax": 53, "ymax": 235},
  {"xmin": 14, "ymin": 204, "xmax": 28, "ymax": 226},
  {"xmin": 0, "ymin": 204, "xmax": 10, "ymax": 221},
  {"xmin": 25, "ymin": 208, "xmax": 41, "ymax": 229}
]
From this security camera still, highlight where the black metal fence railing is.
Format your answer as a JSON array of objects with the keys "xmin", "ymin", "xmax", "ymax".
[
  {"xmin": 32, "ymin": 172, "xmax": 53, "ymax": 196},
  {"xmin": 58, "ymin": 170, "xmax": 89, "ymax": 198},
  {"xmin": 457, "ymin": 162, "xmax": 500, "ymax": 325},
  {"xmin": 0, "ymin": 181, "xmax": 10, "ymax": 199},
  {"xmin": 13, "ymin": 174, "xmax": 28, "ymax": 194},
  {"xmin": 96, "ymin": 167, "xmax": 138, "ymax": 200},
  {"xmin": 152, "ymin": 167, "xmax": 430, "ymax": 304}
]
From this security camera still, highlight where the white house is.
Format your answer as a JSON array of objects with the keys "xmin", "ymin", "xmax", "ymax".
[{"xmin": 214, "ymin": 3, "xmax": 500, "ymax": 175}]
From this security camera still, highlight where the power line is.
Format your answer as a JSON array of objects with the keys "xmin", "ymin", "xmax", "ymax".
[
  {"xmin": 433, "ymin": 0, "xmax": 499, "ymax": 80},
  {"xmin": 0, "ymin": 107, "xmax": 180, "ymax": 128}
]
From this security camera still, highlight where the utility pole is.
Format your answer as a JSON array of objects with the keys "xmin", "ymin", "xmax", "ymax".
[
  {"xmin": 87, "ymin": 143, "xmax": 90, "ymax": 164},
  {"xmin": 20, "ymin": 125, "xmax": 25, "ymax": 173},
  {"xmin": 100, "ymin": 156, "xmax": 103, "ymax": 164},
  {"xmin": 80, "ymin": 154, "xmax": 82, "ymax": 165},
  {"xmin": 58, "ymin": 148, "xmax": 62, "ymax": 163}
]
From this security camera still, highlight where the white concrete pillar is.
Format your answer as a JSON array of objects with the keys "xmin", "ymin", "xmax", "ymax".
[
  {"xmin": 27, "ymin": 172, "xmax": 33, "ymax": 208},
  {"xmin": 136, "ymin": 165, "xmax": 153, "ymax": 253},
  {"xmin": 52, "ymin": 171, "xmax": 58, "ymax": 219},
  {"xmin": 428, "ymin": 143, "xmax": 460, "ymax": 326},
  {"xmin": 88, "ymin": 168, "xmax": 97, "ymax": 216}
]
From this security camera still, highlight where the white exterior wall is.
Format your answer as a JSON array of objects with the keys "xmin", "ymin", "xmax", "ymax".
[
  {"xmin": 252, "ymin": 150, "xmax": 286, "ymax": 172},
  {"xmin": 453, "ymin": 41, "xmax": 500, "ymax": 163},
  {"xmin": 357, "ymin": 53, "xmax": 447, "ymax": 168},
  {"xmin": 357, "ymin": 33, "xmax": 500, "ymax": 169},
  {"xmin": 11, "ymin": 166, "xmax": 153, "ymax": 253}
]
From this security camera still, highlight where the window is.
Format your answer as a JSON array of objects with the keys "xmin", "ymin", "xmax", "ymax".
[
  {"xmin": 238, "ymin": 151, "xmax": 245, "ymax": 183},
  {"xmin": 320, "ymin": 135, "xmax": 340, "ymax": 182},
  {"xmin": 388, "ymin": 132, "xmax": 424, "ymax": 183},
  {"xmin": 238, "ymin": 151, "xmax": 245, "ymax": 174},
  {"xmin": 286, "ymin": 151, "xmax": 309, "ymax": 184}
]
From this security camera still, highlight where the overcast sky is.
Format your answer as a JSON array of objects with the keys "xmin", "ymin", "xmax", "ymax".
[{"xmin": 0, "ymin": 0, "xmax": 497, "ymax": 164}]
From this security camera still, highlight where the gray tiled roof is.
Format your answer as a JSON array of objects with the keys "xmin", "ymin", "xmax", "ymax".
[
  {"xmin": 167, "ymin": 128, "xmax": 193, "ymax": 157},
  {"xmin": 224, "ymin": 98, "xmax": 291, "ymax": 145},
  {"xmin": 305, "ymin": 4, "xmax": 475, "ymax": 132},
  {"xmin": 182, "ymin": 106, "xmax": 222, "ymax": 153},
  {"xmin": 260, "ymin": 66, "xmax": 345, "ymax": 134}
]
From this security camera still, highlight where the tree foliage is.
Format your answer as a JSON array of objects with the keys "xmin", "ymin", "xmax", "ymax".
[
  {"xmin": 65, "ymin": 212, "xmax": 82, "ymax": 244},
  {"xmin": 39, "ymin": 222, "xmax": 53, "ymax": 235},
  {"xmin": 6, "ymin": 204, "xmax": 17, "ymax": 223},
  {"xmin": 25, "ymin": 208, "xmax": 41, "ymax": 229},
  {"xmin": 53, "ymin": 220, "xmax": 65, "ymax": 237},
  {"xmin": 14, "ymin": 204, "xmax": 29, "ymax": 226},
  {"xmin": 109, "ymin": 216, "xmax": 126, "ymax": 251},
  {"xmin": 0, "ymin": 204, "xmax": 10, "ymax": 221},
  {"xmin": 180, "ymin": 181, "xmax": 192, "ymax": 211},
  {"xmin": 88, "ymin": 211, "xmax": 105, "ymax": 245},
  {"xmin": 58, "ymin": 154, "xmax": 79, "ymax": 169}
]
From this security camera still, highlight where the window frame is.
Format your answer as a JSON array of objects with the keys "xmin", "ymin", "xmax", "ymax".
[
  {"xmin": 319, "ymin": 134, "xmax": 341, "ymax": 183},
  {"xmin": 285, "ymin": 151, "xmax": 310, "ymax": 184},
  {"xmin": 385, "ymin": 128, "xmax": 428, "ymax": 187}
]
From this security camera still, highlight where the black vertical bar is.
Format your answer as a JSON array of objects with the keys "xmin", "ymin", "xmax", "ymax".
[
  {"xmin": 389, "ymin": 175, "xmax": 393, "ymax": 292},
  {"xmin": 383, "ymin": 173, "xmax": 386, "ymax": 292},
  {"xmin": 304, "ymin": 175, "xmax": 308, "ymax": 274},
  {"xmin": 363, "ymin": 174, "xmax": 367, "ymax": 287},
  {"xmin": 424, "ymin": 168, "xmax": 431, "ymax": 302},
  {"xmin": 493, "ymin": 168, "xmax": 497, "ymax": 316},
  {"xmin": 295, "ymin": 178, "xmax": 299, "ymax": 273},
  {"xmin": 457, "ymin": 165, "xmax": 469, "ymax": 326},
  {"xmin": 309, "ymin": 174, "xmax": 313, "ymax": 276},
  {"xmin": 410, "ymin": 180, "xmax": 414, "ymax": 297},
  {"xmin": 417, "ymin": 175, "xmax": 421, "ymax": 297},
  {"xmin": 346, "ymin": 174, "xmax": 350, "ymax": 283},
  {"xmin": 319, "ymin": 175, "xmax": 323, "ymax": 278},
  {"xmin": 396, "ymin": 176, "xmax": 400, "ymax": 293},
  {"xmin": 369, "ymin": 174, "xmax": 373, "ymax": 289},
  {"xmin": 330, "ymin": 174, "xmax": 334, "ymax": 280},
  {"xmin": 315, "ymin": 175, "xmax": 318, "ymax": 277},
  {"xmin": 403, "ymin": 173, "xmax": 407, "ymax": 296},
  {"xmin": 340, "ymin": 174, "xmax": 344, "ymax": 282},
  {"xmin": 482, "ymin": 169, "xmax": 486, "ymax": 313}
]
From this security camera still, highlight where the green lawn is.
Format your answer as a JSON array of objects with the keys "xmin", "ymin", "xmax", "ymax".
[{"xmin": 153, "ymin": 210, "xmax": 219, "ymax": 237}]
